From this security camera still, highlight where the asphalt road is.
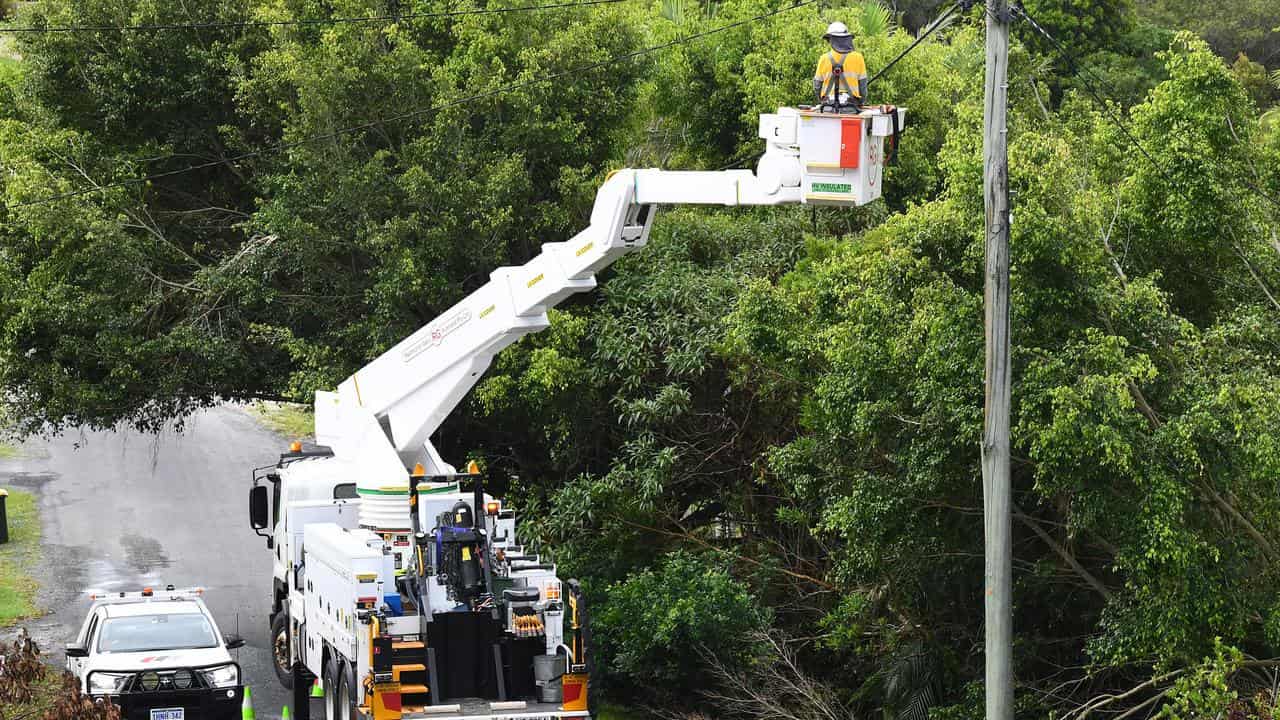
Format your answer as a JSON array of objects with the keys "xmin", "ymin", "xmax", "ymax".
[{"xmin": 0, "ymin": 405, "xmax": 321, "ymax": 719}]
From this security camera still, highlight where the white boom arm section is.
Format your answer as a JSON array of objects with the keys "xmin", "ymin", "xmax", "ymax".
[{"xmin": 314, "ymin": 106, "xmax": 905, "ymax": 524}]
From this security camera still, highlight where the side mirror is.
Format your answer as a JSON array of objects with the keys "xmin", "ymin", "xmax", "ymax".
[
  {"xmin": 249, "ymin": 485, "xmax": 269, "ymax": 530},
  {"xmin": 223, "ymin": 634, "xmax": 245, "ymax": 650},
  {"xmin": 65, "ymin": 643, "xmax": 88, "ymax": 658}
]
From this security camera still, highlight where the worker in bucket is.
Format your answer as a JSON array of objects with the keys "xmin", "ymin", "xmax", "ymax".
[{"xmin": 813, "ymin": 21, "xmax": 868, "ymax": 111}]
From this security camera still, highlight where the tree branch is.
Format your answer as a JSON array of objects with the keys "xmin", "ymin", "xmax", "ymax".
[
  {"xmin": 611, "ymin": 515, "xmax": 836, "ymax": 591},
  {"xmin": 1014, "ymin": 503, "xmax": 1113, "ymax": 601}
]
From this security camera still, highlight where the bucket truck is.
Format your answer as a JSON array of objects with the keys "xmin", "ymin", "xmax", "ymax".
[{"xmin": 247, "ymin": 105, "xmax": 906, "ymax": 720}]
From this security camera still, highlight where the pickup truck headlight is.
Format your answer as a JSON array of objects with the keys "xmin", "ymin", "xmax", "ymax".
[
  {"xmin": 88, "ymin": 672, "xmax": 131, "ymax": 695},
  {"xmin": 201, "ymin": 663, "xmax": 240, "ymax": 689}
]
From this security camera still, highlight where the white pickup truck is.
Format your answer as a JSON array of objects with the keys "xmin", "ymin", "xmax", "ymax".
[{"xmin": 65, "ymin": 587, "xmax": 246, "ymax": 720}]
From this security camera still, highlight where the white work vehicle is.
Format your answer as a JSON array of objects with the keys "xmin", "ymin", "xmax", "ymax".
[
  {"xmin": 65, "ymin": 587, "xmax": 246, "ymax": 720},
  {"xmin": 248, "ymin": 105, "xmax": 905, "ymax": 720}
]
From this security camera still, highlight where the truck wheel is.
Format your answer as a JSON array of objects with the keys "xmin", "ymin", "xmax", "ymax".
[
  {"xmin": 337, "ymin": 664, "xmax": 358, "ymax": 720},
  {"xmin": 271, "ymin": 613, "xmax": 294, "ymax": 689},
  {"xmin": 323, "ymin": 656, "xmax": 339, "ymax": 720}
]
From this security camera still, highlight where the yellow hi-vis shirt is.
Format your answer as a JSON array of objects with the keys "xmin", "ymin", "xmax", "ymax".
[{"xmin": 815, "ymin": 50, "xmax": 868, "ymax": 99}]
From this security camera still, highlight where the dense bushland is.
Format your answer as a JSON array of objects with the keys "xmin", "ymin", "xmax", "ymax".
[{"xmin": 1, "ymin": 0, "xmax": 1278, "ymax": 716}]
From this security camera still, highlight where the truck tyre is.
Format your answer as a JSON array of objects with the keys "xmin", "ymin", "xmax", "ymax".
[
  {"xmin": 337, "ymin": 663, "xmax": 358, "ymax": 720},
  {"xmin": 323, "ymin": 655, "xmax": 339, "ymax": 720},
  {"xmin": 272, "ymin": 613, "xmax": 295, "ymax": 689}
]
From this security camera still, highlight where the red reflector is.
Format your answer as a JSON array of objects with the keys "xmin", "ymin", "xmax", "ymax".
[
  {"xmin": 358, "ymin": 597, "xmax": 377, "ymax": 604},
  {"xmin": 382, "ymin": 692, "xmax": 402, "ymax": 712}
]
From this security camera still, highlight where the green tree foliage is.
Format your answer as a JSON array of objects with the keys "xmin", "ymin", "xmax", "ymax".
[
  {"xmin": 1018, "ymin": 0, "xmax": 1134, "ymax": 59},
  {"xmin": 1139, "ymin": 0, "xmax": 1280, "ymax": 74},
  {"xmin": 2, "ymin": 1, "xmax": 1279, "ymax": 718},
  {"xmin": 0, "ymin": 0, "xmax": 647, "ymax": 433},
  {"xmin": 1232, "ymin": 52, "xmax": 1276, "ymax": 108},
  {"xmin": 593, "ymin": 552, "xmax": 769, "ymax": 701},
  {"xmin": 1065, "ymin": 19, "xmax": 1173, "ymax": 106}
]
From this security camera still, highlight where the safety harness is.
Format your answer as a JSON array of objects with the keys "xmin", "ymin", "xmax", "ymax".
[{"xmin": 823, "ymin": 50, "xmax": 857, "ymax": 101}]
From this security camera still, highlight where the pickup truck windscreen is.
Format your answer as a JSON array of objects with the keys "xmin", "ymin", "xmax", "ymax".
[{"xmin": 97, "ymin": 613, "xmax": 219, "ymax": 653}]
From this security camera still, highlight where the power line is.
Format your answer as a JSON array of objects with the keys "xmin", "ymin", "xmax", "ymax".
[
  {"xmin": 0, "ymin": 0, "xmax": 629, "ymax": 34},
  {"xmin": 868, "ymin": 0, "xmax": 964, "ymax": 87},
  {"xmin": 718, "ymin": 0, "xmax": 972, "ymax": 171},
  {"xmin": 1014, "ymin": 2, "xmax": 1280, "ymax": 216},
  {"xmin": 4, "ymin": 0, "xmax": 819, "ymax": 210}
]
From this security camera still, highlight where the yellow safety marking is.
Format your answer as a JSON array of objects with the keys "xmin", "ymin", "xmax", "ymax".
[
  {"xmin": 575, "ymin": 242, "xmax": 594, "ymax": 257},
  {"xmin": 526, "ymin": 273, "xmax": 544, "ymax": 288},
  {"xmin": 806, "ymin": 162, "xmax": 842, "ymax": 169},
  {"xmin": 356, "ymin": 573, "xmax": 378, "ymax": 582},
  {"xmin": 805, "ymin": 193, "xmax": 859, "ymax": 202},
  {"xmin": 479, "ymin": 304, "xmax": 495, "ymax": 319},
  {"xmin": 461, "ymin": 547, "xmax": 472, "ymax": 561},
  {"xmin": 353, "ymin": 373, "xmax": 364, "ymax": 407}
]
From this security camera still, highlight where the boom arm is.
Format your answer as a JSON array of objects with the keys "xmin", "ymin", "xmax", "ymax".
[{"xmin": 314, "ymin": 106, "xmax": 905, "ymax": 509}]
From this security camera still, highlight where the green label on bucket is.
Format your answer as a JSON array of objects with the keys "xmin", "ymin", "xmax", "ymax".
[{"xmin": 812, "ymin": 182, "xmax": 852, "ymax": 194}]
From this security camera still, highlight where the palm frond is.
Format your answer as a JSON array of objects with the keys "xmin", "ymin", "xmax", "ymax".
[
  {"xmin": 881, "ymin": 642, "xmax": 941, "ymax": 720},
  {"xmin": 854, "ymin": 0, "xmax": 895, "ymax": 38}
]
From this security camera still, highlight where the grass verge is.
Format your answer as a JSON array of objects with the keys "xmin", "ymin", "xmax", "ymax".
[
  {"xmin": 0, "ymin": 488, "xmax": 40, "ymax": 625},
  {"xmin": 251, "ymin": 401, "xmax": 315, "ymax": 441}
]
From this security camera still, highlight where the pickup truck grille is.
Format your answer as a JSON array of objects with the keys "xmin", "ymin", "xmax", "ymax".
[{"xmin": 122, "ymin": 668, "xmax": 207, "ymax": 692}]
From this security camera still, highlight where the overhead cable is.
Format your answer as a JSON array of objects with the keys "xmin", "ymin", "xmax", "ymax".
[{"xmin": 867, "ymin": 0, "xmax": 964, "ymax": 87}]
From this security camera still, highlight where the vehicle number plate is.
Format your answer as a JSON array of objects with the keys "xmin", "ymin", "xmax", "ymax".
[{"xmin": 151, "ymin": 708, "xmax": 184, "ymax": 720}]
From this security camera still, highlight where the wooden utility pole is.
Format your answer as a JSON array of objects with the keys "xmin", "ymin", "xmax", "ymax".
[{"xmin": 982, "ymin": 0, "xmax": 1013, "ymax": 718}]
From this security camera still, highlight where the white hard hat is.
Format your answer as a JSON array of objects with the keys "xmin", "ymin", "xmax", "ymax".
[{"xmin": 823, "ymin": 21, "xmax": 851, "ymax": 38}]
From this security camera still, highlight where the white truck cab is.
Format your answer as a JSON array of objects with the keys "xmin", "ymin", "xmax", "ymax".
[{"xmin": 66, "ymin": 587, "xmax": 246, "ymax": 720}]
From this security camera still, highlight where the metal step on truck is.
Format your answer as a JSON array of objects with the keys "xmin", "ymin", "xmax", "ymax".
[{"xmin": 247, "ymin": 105, "xmax": 903, "ymax": 720}]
